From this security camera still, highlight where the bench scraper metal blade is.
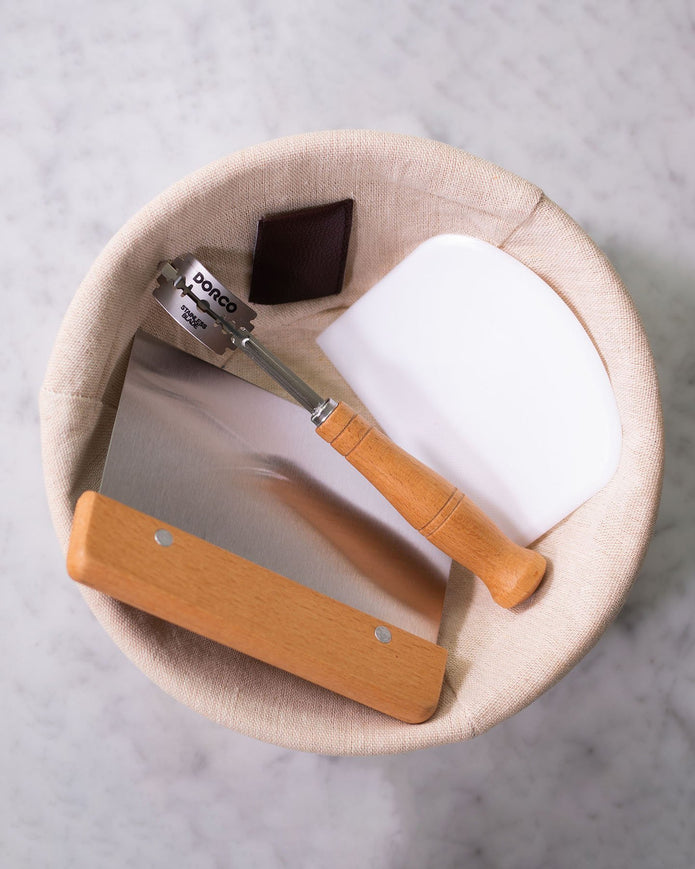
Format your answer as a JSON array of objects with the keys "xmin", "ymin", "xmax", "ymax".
[{"xmin": 101, "ymin": 329, "xmax": 450, "ymax": 638}]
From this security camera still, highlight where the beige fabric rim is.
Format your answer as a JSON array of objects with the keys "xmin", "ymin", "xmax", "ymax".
[{"xmin": 39, "ymin": 130, "xmax": 663, "ymax": 755}]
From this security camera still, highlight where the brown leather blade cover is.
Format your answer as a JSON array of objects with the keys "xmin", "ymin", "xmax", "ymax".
[{"xmin": 249, "ymin": 199, "xmax": 353, "ymax": 304}]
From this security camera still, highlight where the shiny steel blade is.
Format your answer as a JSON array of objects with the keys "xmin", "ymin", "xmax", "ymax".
[
  {"xmin": 154, "ymin": 254, "xmax": 257, "ymax": 354},
  {"xmin": 100, "ymin": 331, "xmax": 450, "ymax": 642}
]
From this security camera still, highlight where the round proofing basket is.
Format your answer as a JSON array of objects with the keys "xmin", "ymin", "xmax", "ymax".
[{"xmin": 40, "ymin": 131, "xmax": 663, "ymax": 755}]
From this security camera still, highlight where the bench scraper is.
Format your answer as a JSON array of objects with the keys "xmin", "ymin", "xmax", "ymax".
[{"xmin": 68, "ymin": 331, "xmax": 451, "ymax": 722}]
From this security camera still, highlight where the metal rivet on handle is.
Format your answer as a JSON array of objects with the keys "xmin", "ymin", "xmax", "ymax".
[
  {"xmin": 374, "ymin": 626, "xmax": 392, "ymax": 644},
  {"xmin": 154, "ymin": 529, "xmax": 174, "ymax": 547}
]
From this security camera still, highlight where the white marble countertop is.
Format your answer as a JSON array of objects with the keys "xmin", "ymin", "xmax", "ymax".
[{"xmin": 4, "ymin": 2, "xmax": 694, "ymax": 867}]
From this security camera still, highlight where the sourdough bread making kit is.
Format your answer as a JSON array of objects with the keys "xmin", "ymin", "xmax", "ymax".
[{"xmin": 40, "ymin": 131, "xmax": 663, "ymax": 754}]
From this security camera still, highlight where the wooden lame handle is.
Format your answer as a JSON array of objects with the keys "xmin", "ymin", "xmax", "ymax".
[
  {"xmin": 316, "ymin": 402, "xmax": 546, "ymax": 608},
  {"xmin": 67, "ymin": 491, "xmax": 447, "ymax": 724}
]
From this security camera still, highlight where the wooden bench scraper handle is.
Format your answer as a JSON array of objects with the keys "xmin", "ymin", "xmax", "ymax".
[
  {"xmin": 67, "ymin": 491, "xmax": 448, "ymax": 724},
  {"xmin": 316, "ymin": 402, "xmax": 546, "ymax": 608}
]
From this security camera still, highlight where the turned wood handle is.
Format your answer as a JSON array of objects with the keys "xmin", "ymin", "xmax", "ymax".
[
  {"xmin": 67, "ymin": 491, "xmax": 447, "ymax": 723},
  {"xmin": 316, "ymin": 402, "xmax": 546, "ymax": 608}
]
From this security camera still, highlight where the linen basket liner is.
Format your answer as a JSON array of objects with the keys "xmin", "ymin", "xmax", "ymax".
[{"xmin": 39, "ymin": 130, "xmax": 663, "ymax": 756}]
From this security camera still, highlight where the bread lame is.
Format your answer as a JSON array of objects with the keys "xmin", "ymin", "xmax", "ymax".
[{"xmin": 153, "ymin": 255, "xmax": 546, "ymax": 608}]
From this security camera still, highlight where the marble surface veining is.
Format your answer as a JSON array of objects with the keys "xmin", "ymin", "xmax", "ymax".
[{"xmin": 3, "ymin": 1, "xmax": 694, "ymax": 867}]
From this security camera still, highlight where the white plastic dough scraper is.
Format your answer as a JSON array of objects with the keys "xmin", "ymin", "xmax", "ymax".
[{"xmin": 317, "ymin": 234, "xmax": 623, "ymax": 549}]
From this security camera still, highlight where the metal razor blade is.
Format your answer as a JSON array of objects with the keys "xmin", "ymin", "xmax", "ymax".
[{"xmin": 154, "ymin": 255, "xmax": 257, "ymax": 354}]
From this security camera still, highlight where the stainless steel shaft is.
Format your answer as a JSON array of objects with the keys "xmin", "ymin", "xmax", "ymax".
[{"xmin": 174, "ymin": 276, "xmax": 337, "ymax": 424}]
